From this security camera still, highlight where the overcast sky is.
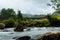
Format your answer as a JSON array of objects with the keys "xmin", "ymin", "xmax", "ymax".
[{"xmin": 0, "ymin": 0, "xmax": 55, "ymax": 15}]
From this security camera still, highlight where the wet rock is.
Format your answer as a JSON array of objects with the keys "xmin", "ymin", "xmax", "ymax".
[
  {"xmin": 10, "ymin": 33, "xmax": 14, "ymax": 34},
  {"xmin": 3, "ymin": 30, "xmax": 9, "ymax": 32},
  {"xmin": 0, "ymin": 23, "xmax": 5, "ymax": 29},
  {"xmin": 14, "ymin": 24, "xmax": 24, "ymax": 32},
  {"xmin": 16, "ymin": 36, "xmax": 31, "ymax": 40},
  {"xmin": 37, "ymin": 32, "xmax": 60, "ymax": 40},
  {"xmin": 26, "ymin": 28, "xmax": 30, "ymax": 31},
  {"xmin": 12, "ymin": 36, "xmax": 19, "ymax": 39}
]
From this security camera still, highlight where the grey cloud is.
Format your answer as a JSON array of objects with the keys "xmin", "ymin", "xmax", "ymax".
[{"xmin": 0, "ymin": 0, "xmax": 54, "ymax": 14}]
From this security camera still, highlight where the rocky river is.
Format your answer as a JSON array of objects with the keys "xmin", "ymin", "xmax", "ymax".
[{"xmin": 0, "ymin": 27, "xmax": 60, "ymax": 40}]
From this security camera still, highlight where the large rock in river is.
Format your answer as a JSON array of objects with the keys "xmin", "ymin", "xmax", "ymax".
[
  {"xmin": 14, "ymin": 24, "xmax": 24, "ymax": 32},
  {"xmin": 37, "ymin": 32, "xmax": 60, "ymax": 40},
  {"xmin": 0, "ymin": 23, "xmax": 5, "ymax": 29}
]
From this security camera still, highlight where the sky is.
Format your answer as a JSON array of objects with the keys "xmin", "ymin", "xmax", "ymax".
[{"xmin": 0, "ymin": 0, "xmax": 55, "ymax": 15}]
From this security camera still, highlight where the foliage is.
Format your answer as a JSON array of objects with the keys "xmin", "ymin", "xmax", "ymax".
[
  {"xmin": 49, "ymin": 0, "xmax": 60, "ymax": 10},
  {"xmin": 2, "ymin": 18, "xmax": 16, "ymax": 28},
  {"xmin": 0, "ymin": 8, "xmax": 60, "ymax": 27},
  {"xmin": 47, "ymin": 14, "xmax": 60, "ymax": 26},
  {"xmin": 48, "ymin": 0, "xmax": 60, "ymax": 15},
  {"xmin": 17, "ymin": 10, "xmax": 23, "ymax": 22},
  {"xmin": 19, "ymin": 19, "xmax": 50, "ymax": 27},
  {"xmin": 0, "ymin": 8, "xmax": 16, "ymax": 21}
]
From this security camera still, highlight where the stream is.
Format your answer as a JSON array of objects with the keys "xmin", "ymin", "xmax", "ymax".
[{"xmin": 0, "ymin": 27, "xmax": 60, "ymax": 40}]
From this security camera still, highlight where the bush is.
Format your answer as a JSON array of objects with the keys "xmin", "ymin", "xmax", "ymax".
[
  {"xmin": 47, "ymin": 15, "xmax": 60, "ymax": 26},
  {"xmin": 37, "ymin": 32, "xmax": 60, "ymax": 40},
  {"xmin": 2, "ymin": 18, "xmax": 16, "ymax": 28},
  {"xmin": 19, "ymin": 19, "xmax": 50, "ymax": 27},
  {"xmin": 34, "ymin": 19, "xmax": 50, "ymax": 27}
]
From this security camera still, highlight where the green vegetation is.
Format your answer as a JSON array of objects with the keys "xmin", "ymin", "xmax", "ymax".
[
  {"xmin": 2, "ymin": 18, "xmax": 16, "ymax": 28},
  {"xmin": 0, "ymin": 8, "xmax": 23, "ymax": 28},
  {"xmin": 47, "ymin": 15, "xmax": 60, "ymax": 26},
  {"xmin": 0, "ymin": 8, "xmax": 16, "ymax": 21},
  {"xmin": 0, "ymin": 7, "xmax": 60, "ymax": 27},
  {"xmin": 19, "ymin": 19, "xmax": 50, "ymax": 27},
  {"xmin": 1, "ymin": 0, "xmax": 60, "ymax": 27},
  {"xmin": 17, "ymin": 10, "xmax": 23, "ymax": 22}
]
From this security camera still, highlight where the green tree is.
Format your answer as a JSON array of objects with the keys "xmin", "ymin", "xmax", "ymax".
[
  {"xmin": 0, "ymin": 8, "xmax": 16, "ymax": 21},
  {"xmin": 48, "ymin": 0, "xmax": 60, "ymax": 15},
  {"xmin": 17, "ymin": 10, "xmax": 23, "ymax": 22},
  {"xmin": 0, "ymin": 8, "xmax": 7, "ymax": 20},
  {"xmin": 49, "ymin": 0, "xmax": 60, "ymax": 10},
  {"xmin": 6, "ymin": 8, "xmax": 16, "ymax": 20}
]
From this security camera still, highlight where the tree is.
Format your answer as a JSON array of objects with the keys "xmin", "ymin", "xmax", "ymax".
[
  {"xmin": 17, "ymin": 10, "xmax": 23, "ymax": 22},
  {"xmin": 48, "ymin": 0, "xmax": 60, "ymax": 15},
  {"xmin": 0, "ymin": 8, "xmax": 16, "ymax": 21},
  {"xmin": 49, "ymin": 0, "xmax": 60, "ymax": 10},
  {"xmin": 47, "ymin": 14, "xmax": 60, "ymax": 26},
  {"xmin": 0, "ymin": 8, "xmax": 7, "ymax": 20},
  {"xmin": 6, "ymin": 8, "xmax": 16, "ymax": 20}
]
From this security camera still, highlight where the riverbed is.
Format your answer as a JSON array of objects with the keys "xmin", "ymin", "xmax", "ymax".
[{"xmin": 0, "ymin": 27, "xmax": 60, "ymax": 40}]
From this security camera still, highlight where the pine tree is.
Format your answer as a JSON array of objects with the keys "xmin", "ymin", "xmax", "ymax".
[{"xmin": 17, "ymin": 10, "xmax": 23, "ymax": 21}]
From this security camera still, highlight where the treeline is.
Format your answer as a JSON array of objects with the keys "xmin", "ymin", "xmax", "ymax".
[
  {"xmin": 0, "ymin": 8, "xmax": 23, "ymax": 21},
  {"xmin": 0, "ymin": 8, "xmax": 60, "ymax": 27},
  {"xmin": 19, "ymin": 15, "xmax": 60, "ymax": 27},
  {"xmin": 0, "ymin": 8, "xmax": 23, "ymax": 28}
]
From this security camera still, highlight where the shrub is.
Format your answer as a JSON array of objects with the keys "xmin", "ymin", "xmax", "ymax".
[
  {"xmin": 33, "ymin": 19, "xmax": 50, "ymax": 27},
  {"xmin": 19, "ymin": 19, "xmax": 50, "ymax": 27},
  {"xmin": 47, "ymin": 15, "xmax": 60, "ymax": 26},
  {"xmin": 2, "ymin": 18, "xmax": 16, "ymax": 28}
]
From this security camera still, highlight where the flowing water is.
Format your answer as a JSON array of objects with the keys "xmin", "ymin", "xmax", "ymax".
[{"xmin": 0, "ymin": 27, "xmax": 60, "ymax": 40}]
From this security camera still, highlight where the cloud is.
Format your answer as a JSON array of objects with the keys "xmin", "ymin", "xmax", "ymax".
[{"xmin": 0, "ymin": 0, "xmax": 54, "ymax": 14}]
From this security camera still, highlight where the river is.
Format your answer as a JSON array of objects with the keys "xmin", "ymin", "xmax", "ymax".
[{"xmin": 0, "ymin": 27, "xmax": 60, "ymax": 40}]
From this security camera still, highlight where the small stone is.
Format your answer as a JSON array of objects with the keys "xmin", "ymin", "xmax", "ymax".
[{"xmin": 16, "ymin": 36, "xmax": 31, "ymax": 40}]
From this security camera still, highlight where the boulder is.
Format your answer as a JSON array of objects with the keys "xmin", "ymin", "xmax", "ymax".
[
  {"xmin": 0, "ymin": 23, "xmax": 5, "ymax": 29},
  {"xmin": 37, "ymin": 32, "xmax": 60, "ymax": 40},
  {"xmin": 14, "ymin": 24, "xmax": 24, "ymax": 32},
  {"xmin": 16, "ymin": 36, "xmax": 31, "ymax": 40}
]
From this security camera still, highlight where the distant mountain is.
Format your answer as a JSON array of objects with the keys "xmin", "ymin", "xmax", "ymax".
[
  {"xmin": 22, "ymin": 14, "xmax": 46, "ymax": 18},
  {"xmin": 32, "ymin": 15, "xmax": 46, "ymax": 18},
  {"xmin": 22, "ymin": 14, "xmax": 34, "ymax": 18}
]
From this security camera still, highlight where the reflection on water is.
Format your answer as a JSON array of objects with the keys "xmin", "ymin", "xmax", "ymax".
[{"xmin": 0, "ymin": 27, "xmax": 60, "ymax": 40}]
